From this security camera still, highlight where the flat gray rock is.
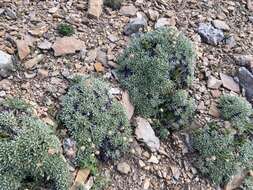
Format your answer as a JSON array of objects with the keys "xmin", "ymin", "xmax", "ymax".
[
  {"xmin": 135, "ymin": 117, "xmax": 160, "ymax": 152},
  {"xmin": 197, "ymin": 23, "xmax": 224, "ymax": 45},
  {"xmin": 124, "ymin": 13, "xmax": 147, "ymax": 36}
]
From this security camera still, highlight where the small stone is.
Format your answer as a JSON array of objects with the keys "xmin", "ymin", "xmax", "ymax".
[
  {"xmin": 96, "ymin": 50, "xmax": 107, "ymax": 66},
  {"xmin": 38, "ymin": 40, "xmax": 52, "ymax": 50},
  {"xmin": 16, "ymin": 40, "xmax": 30, "ymax": 60},
  {"xmin": 155, "ymin": 17, "xmax": 176, "ymax": 28},
  {"xmin": 249, "ymin": 16, "xmax": 253, "ymax": 23},
  {"xmin": 0, "ymin": 50, "xmax": 14, "ymax": 78},
  {"xmin": 48, "ymin": 6, "xmax": 59, "ymax": 14},
  {"xmin": 117, "ymin": 162, "xmax": 131, "ymax": 174},
  {"xmin": 37, "ymin": 69, "xmax": 49, "ymax": 78},
  {"xmin": 209, "ymin": 102, "xmax": 220, "ymax": 118},
  {"xmin": 143, "ymin": 178, "xmax": 150, "ymax": 190},
  {"xmin": 220, "ymin": 73, "xmax": 240, "ymax": 92},
  {"xmin": 197, "ymin": 23, "xmax": 224, "ymax": 45},
  {"xmin": 139, "ymin": 160, "xmax": 145, "ymax": 167},
  {"xmin": 225, "ymin": 36, "xmax": 236, "ymax": 48},
  {"xmin": 211, "ymin": 90, "xmax": 221, "ymax": 98},
  {"xmin": 88, "ymin": 0, "xmax": 103, "ymax": 18},
  {"xmin": 52, "ymin": 37, "xmax": 85, "ymax": 56},
  {"xmin": 197, "ymin": 101, "xmax": 205, "ymax": 110},
  {"xmin": 148, "ymin": 9, "xmax": 159, "ymax": 21},
  {"xmin": 238, "ymin": 67, "xmax": 253, "ymax": 101},
  {"xmin": 135, "ymin": 117, "xmax": 160, "ymax": 152},
  {"xmin": 147, "ymin": 155, "xmax": 159, "ymax": 164},
  {"xmin": 120, "ymin": 5, "xmax": 137, "ymax": 16},
  {"xmin": 86, "ymin": 49, "xmax": 97, "ymax": 63},
  {"xmin": 94, "ymin": 62, "xmax": 104, "ymax": 72},
  {"xmin": 28, "ymin": 25, "xmax": 48, "ymax": 37},
  {"xmin": 207, "ymin": 76, "xmax": 222, "ymax": 89},
  {"xmin": 108, "ymin": 34, "xmax": 118, "ymax": 43},
  {"xmin": 24, "ymin": 54, "xmax": 44, "ymax": 69},
  {"xmin": 247, "ymin": 0, "xmax": 253, "ymax": 11},
  {"xmin": 212, "ymin": 19, "xmax": 230, "ymax": 31},
  {"xmin": 121, "ymin": 91, "xmax": 134, "ymax": 120},
  {"xmin": 170, "ymin": 165, "xmax": 181, "ymax": 180},
  {"xmin": 123, "ymin": 13, "xmax": 147, "ymax": 36}
]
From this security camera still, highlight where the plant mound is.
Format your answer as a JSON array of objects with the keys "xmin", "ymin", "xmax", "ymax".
[
  {"xmin": 192, "ymin": 125, "xmax": 253, "ymax": 186},
  {"xmin": 58, "ymin": 23, "xmax": 74, "ymax": 36},
  {"xmin": 58, "ymin": 76, "xmax": 131, "ymax": 171},
  {"xmin": 219, "ymin": 95, "xmax": 252, "ymax": 132},
  {"xmin": 117, "ymin": 27, "xmax": 196, "ymax": 117},
  {"xmin": 0, "ymin": 99, "xmax": 70, "ymax": 190}
]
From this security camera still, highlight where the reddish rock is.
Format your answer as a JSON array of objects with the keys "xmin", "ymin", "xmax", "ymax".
[
  {"xmin": 121, "ymin": 90, "xmax": 134, "ymax": 120},
  {"xmin": 52, "ymin": 37, "xmax": 85, "ymax": 56},
  {"xmin": 220, "ymin": 73, "xmax": 240, "ymax": 93},
  {"xmin": 211, "ymin": 90, "xmax": 221, "ymax": 98},
  {"xmin": 16, "ymin": 40, "xmax": 30, "ymax": 60},
  {"xmin": 88, "ymin": 0, "xmax": 103, "ymax": 18},
  {"xmin": 94, "ymin": 62, "xmax": 104, "ymax": 72}
]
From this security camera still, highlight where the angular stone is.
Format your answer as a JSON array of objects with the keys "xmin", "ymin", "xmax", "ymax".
[
  {"xmin": 155, "ymin": 17, "xmax": 176, "ymax": 29},
  {"xmin": 123, "ymin": 13, "xmax": 147, "ymax": 36},
  {"xmin": 207, "ymin": 76, "xmax": 222, "ymax": 89},
  {"xmin": 24, "ymin": 54, "xmax": 44, "ymax": 69},
  {"xmin": 52, "ymin": 37, "xmax": 85, "ymax": 56},
  {"xmin": 88, "ymin": 0, "xmax": 103, "ymax": 18},
  {"xmin": 225, "ymin": 169, "xmax": 247, "ymax": 190},
  {"xmin": 238, "ymin": 67, "xmax": 253, "ymax": 101},
  {"xmin": 117, "ymin": 162, "xmax": 131, "ymax": 175},
  {"xmin": 28, "ymin": 25, "xmax": 48, "ymax": 37},
  {"xmin": 94, "ymin": 62, "xmax": 104, "ymax": 72},
  {"xmin": 38, "ymin": 40, "xmax": 52, "ymax": 50},
  {"xmin": 16, "ymin": 40, "xmax": 30, "ymax": 60},
  {"xmin": 135, "ymin": 117, "xmax": 160, "ymax": 152},
  {"xmin": 71, "ymin": 169, "xmax": 90, "ymax": 190},
  {"xmin": 212, "ymin": 20, "xmax": 230, "ymax": 31},
  {"xmin": 120, "ymin": 5, "xmax": 137, "ymax": 16},
  {"xmin": 148, "ymin": 9, "xmax": 159, "ymax": 21},
  {"xmin": 197, "ymin": 23, "xmax": 224, "ymax": 45},
  {"xmin": 220, "ymin": 73, "xmax": 240, "ymax": 92},
  {"xmin": 0, "ymin": 50, "xmax": 14, "ymax": 78},
  {"xmin": 121, "ymin": 91, "xmax": 134, "ymax": 121}
]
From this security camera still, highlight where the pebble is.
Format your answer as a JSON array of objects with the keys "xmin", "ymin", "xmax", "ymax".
[
  {"xmin": 24, "ymin": 54, "xmax": 44, "ymax": 69},
  {"xmin": 148, "ymin": 9, "xmax": 159, "ymax": 21},
  {"xmin": 117, "ymin": 162, "xmax": 131, "ymax": 175},
  {"xmin": 147, "ymin": 155, "xmax": 159, "ymax": 164}
]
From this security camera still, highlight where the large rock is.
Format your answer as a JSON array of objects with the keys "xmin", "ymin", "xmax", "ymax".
[
  {"xmin": 123, "ymin": 13, "xmax": 147, "ymax": 36},
  {"xmin": 0, "ymin": 50, "xmax": 14, "ymax": 78},
  {"xmin": 197, "ymin": 23, "xmax": 224, "ymax": 45},
  {"xmin": 238, "ymin": 67, "xmax": 253, "ymax": 101},
  {"xmin": 52, "ymin": 37, "xmax": 85, "ymax": 56},
  {"xmin": 135, "ymin": 117, "xmax": 160, "ymax": 152},
  {"xmin": 120, "ymin": 5, "xmax": 137, "ymax": 16},
  {"xmin": 88, "ymin": 0, "xmax": 103, "ymax": 18}
]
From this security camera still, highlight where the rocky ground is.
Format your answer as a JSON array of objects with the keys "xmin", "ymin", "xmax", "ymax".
[{"xmin": 0, "ymin": 0, "xmax": 253, "ymax": 189}]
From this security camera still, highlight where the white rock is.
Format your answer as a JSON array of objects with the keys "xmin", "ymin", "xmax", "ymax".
[
  {"xmin": 135, "ymin": 117, "xmax": 160, "ymax": 152},
  {"xmin": 0, "ymin": 50, "xmax": 14, "ymax": 77},
  {"xmin": 117, "ymin": 162, "xmax": 131, "ymax": 174},
  {"xmin": 207, "ymin": 75, "xmax": 222, "ymax": 89}
]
